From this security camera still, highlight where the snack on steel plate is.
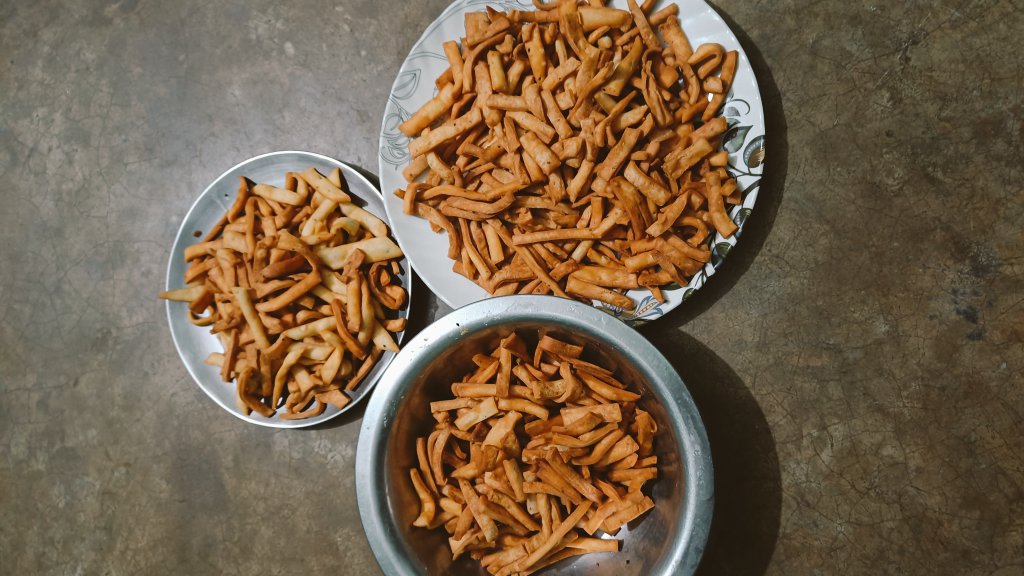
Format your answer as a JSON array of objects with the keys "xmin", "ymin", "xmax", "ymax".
[{"xmin": 161, "ymin": 167, "xmax": 407, "ymax": 419}]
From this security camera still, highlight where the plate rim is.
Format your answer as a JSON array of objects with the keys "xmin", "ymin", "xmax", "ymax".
[
  {"xmin": 164, "ymin": 150, "xmax": 411, "ymax": 429},
  {"xmin": 378, "ymin": 0, "xmax": 766, "ymax": 325}
]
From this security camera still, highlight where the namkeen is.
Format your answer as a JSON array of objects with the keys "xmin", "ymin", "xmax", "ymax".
[
  {"xmin": 397, "ymin": 0, "xmax": 742, "ymax": 311},
  {"xmin": 161, "ymin": 167, "xmax": 407, "ymax": 419},
  {"xmin": 408, "ymin": 330, "xmax": 659, "ymax": 574}
]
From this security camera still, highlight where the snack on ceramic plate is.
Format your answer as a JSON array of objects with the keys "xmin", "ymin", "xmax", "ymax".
[
  {"xmin": 395, "ymin": 0, "xmax": 741, "ymax": 311},
  {"xmin": 408, "ymin": 331, "xmax": 659, "ymax": 574},
  {"xmin": 160, "ymin": 167, "xmax": 407, "ymax": 420}
]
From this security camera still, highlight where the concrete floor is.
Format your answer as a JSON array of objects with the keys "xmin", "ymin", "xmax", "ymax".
[{"xmin": 2, "ymin": 0, "xmax": 1022, "ymax": 574}]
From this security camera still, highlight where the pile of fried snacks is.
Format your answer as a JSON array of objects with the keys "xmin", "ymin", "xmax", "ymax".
[
  {"xmin": 397, "ymin": 0, "xmax": 742, "ymax": 311},
  {"xmin": 409, "ymin": 331, "xmax": 659, "ymax": 575},
  {"xmin": 160, "ymin": 167, "xmax": 407, "ymax": 420}
]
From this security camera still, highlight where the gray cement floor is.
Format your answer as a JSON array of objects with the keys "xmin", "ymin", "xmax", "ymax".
[{"xmin": 2, "ymin": 0, "xmax": 1022, "ymax": 574}]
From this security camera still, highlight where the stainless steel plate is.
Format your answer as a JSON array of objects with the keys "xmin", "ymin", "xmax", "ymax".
[
  {"xmin": 356, "ymin": 295, "xmax": 713, "ymax": 574},
  {"xmin": 164, "ymin": 150, "xmax": 411, "ymax": 428}
]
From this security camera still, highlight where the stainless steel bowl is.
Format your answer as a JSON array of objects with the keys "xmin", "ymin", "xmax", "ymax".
[{"xmin": 356, "ymin": 296, "xmax": 713, "ymax": 575}]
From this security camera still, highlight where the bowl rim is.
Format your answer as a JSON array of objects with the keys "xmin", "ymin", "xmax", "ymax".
[{"xmin": 355, "ymin": 295, "xmax": 713, "ymax": 575}]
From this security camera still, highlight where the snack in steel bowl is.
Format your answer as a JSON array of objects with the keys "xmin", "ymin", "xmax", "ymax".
[
  {"xmin": 407, "ymin": 329, "xmax": 659, "ymax": 574},
  {"xmin": 394, "ymin": 0, "xmax": 742, "ymax": 312},
  {"xmin": 160, "ymin": 166, "xmax": 407, "ymax": 420}
]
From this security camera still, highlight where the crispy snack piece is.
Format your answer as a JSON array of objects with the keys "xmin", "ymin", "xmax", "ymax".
[
  {"xmin": 408, "ymin": 330, "xmax": 660, "ymax": 573},
  {"xmin": 397, "ymin": 3, "xmax": 740, "ymax": 310},
  {"xmin": 161, "ymin": 167, "xmax": 408, "ymax": 420}
]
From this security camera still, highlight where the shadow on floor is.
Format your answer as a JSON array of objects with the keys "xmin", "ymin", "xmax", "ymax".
[
  {"xmin": 345, "ymin": 162, "xmax": 383, "ymax": 194},
  {"xmin": 660, "ymin": 6, "xmax": 790, "ymax": 328},
  {"xmin": 646, "ymin": 329, "xmax": 782, "ymax": 575}
]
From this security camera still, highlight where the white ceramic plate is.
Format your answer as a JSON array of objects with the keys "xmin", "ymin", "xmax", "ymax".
[
  {"xmin": 164, "ymin": 151, "xmax": 411, "ymax": 428},
  {"xmin": 379, "ymin": 0, "xmax": 765, "ymax": 324}
]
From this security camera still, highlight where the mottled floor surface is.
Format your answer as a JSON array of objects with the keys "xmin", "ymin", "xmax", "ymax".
[{"xmin": 1, "ymin": 0, "xmax": 1021, "ymax": 574}]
